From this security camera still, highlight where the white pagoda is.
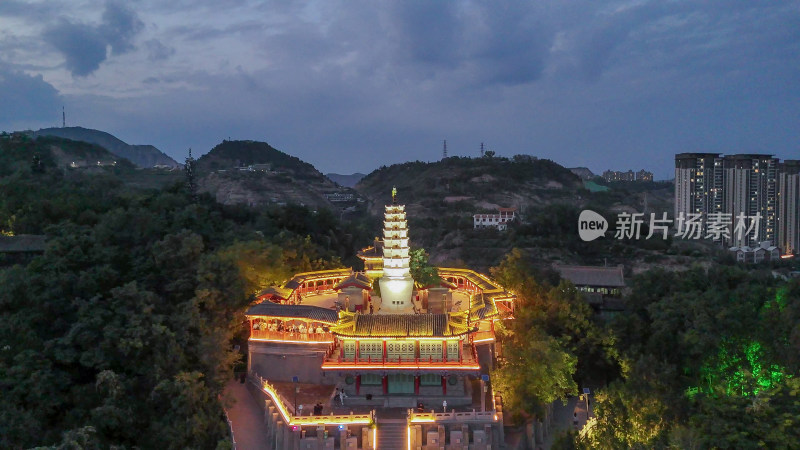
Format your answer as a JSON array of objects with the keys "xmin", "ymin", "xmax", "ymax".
[{"xmin": 379, "ymin": 187, "xmax": 414, "ymax": 311}]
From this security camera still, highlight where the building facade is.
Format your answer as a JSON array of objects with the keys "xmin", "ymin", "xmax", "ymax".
[
  {"xmin": 674, "ymin": 153, "xmax": 724, "ymax": 230},
  {"xmin": 243, "ymin": 192, "xmax": 515, "ymax": 449},
  {"xmin": 675, "ymin": 153, "xmax": 798, "ymax": 254},
  {"xmin": 473, "ymin": 207, "xmax": 516, "ymax": 231},
  {"xmin": 778, "ymin": 160, "xmax": 800, "ymax": 255},
  {"xmin": 723, "ymin": 154, "xmax": 778, "ymax": 247},
  {"xmin": 602, "ymin": 169, "xmax": 654, "ymax": 182}
]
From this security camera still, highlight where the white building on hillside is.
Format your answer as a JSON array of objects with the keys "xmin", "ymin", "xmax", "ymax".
[
  {"xmin": 729, "ymin": 241, "xmax": 780, "ymax": 263},
  {"xmin": 473, "ymin": 207, "xmax": 517, "ymax": 231}
]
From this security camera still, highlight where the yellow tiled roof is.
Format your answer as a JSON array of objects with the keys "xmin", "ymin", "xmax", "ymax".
[{"xmin": 330, "ymin": 311, "xmax": 473, "ymax": 338}]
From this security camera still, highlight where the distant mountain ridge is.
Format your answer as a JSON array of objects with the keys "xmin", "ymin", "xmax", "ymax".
[
  {"xmin": 196, "ymin": 140, "xmax": 322, "ymax": 179},
  {"xmin": 356, "ymin": 155, "xmax": 582, "ymax": 213},
  {"xmin": 33, "ymin": 127, "xmax": 179, "ymax": 168},
  {"xmin": 326, "ymin": 172, "xmax": 366, "ymax": 188},
  {"xmin": 194, "ymin": 140, "xmax": 344, "ymax": 208},
  {"xmin": 0, "ymin": 133, "xmax": 136, "ymax": 175}
]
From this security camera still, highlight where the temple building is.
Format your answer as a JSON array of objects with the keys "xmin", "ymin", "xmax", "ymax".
[
  {"xmin": 244, "ymin": 189, "xmax": 515, "ymax": 449},
  {"xmin": 378, "ymin": 200, "xmax": 414, "ymax": 311}
]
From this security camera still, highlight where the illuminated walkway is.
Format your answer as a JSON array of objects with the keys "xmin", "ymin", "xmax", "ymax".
[{"xmin": 224, "ymin": 380, "xmax": 271, "ymax": 449}]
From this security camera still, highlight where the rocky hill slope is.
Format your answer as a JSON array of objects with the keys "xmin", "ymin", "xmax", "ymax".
[
  {"xmin": 195, "ymin": 140, "xmax": 353, "ymax": 209},
  {"xmin": 354, "ymin": 154, "xmax": 677, "ymax": 271},
  {"xmin": 34, "ymin": 127, "xmax": 179, "ymax": 168},
  {"xmin": 356, "ymin": 155, "xmax": 583, "ymax": 217}
]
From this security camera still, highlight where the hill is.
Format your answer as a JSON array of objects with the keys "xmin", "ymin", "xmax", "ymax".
[
  {"xmin": 326, "ymin": 172, "xmax": 366, "ymax": 188},
  {"xmin": 195, "ymin": 140, "xmax": 356, "ymax": 209},
  {"xmin": 356, "ymin": 155, "xmax": 583, "ymax": 216},
  {"xmin": 196, "ymin": 140, "xmax": 320, "ymax": 176},
  {"xmin": 0, "ymin": 133, "xmax": 136, "ymax": 176},
  {"xmin": 354, "ymin": 154, "xmax": 681, "ymax": 272},
  {"xmin": 33, "ymin": 127, "xmax": 179, "ymax": 168}
]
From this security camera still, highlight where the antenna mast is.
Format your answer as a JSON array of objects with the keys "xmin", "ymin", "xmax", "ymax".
[
  {"xmin": 442, "ymin": 139, "xmax": 447, "ymax": 159},
  {"xmin": 480, "ymin": 142, "xmax": 484, "ymax": 157},
  {"xmin": 62, "ymin": 106, "xmax": 65, "ymax": 128}
]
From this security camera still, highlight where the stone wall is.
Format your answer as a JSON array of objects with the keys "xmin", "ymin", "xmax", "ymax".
[
  {"xmin": 250, "ymin": 341, "xmax": 333, "ymax": 385},
  {"xmin": 407, "ymin": 410, "xmax": 504, "ymax": 450}
]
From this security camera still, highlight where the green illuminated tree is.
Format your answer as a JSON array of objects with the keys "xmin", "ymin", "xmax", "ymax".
[{"xmin": 410, "ymin": 247, "xmax": 440, "ymax": 288}]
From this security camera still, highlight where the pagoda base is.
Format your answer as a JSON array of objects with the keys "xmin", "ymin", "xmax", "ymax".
[{"xmin": 379, "ymin": 276, "xmax": 414, "ymax": 311}]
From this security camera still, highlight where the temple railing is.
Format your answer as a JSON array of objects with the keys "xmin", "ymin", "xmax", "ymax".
[
  {"xmin": 250, "ymin": 330, "xmax": 334, "ymax": 343},
  {"xmin": 248, "ymin": 373, "xmax": 375, "ymax": 426},
  {"xmin": 408, "ymin": 409, "xmax": 498, "ymax": 424},
  {"xmin": 322, "ymin": 345, "xmax": 480, "ymax": 370},
  {"xmin": 471, "ymin": 330, "xmax": 495, "ymax": 343}
]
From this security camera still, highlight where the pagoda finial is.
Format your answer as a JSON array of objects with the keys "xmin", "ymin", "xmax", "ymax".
[{"xmin": 392, "ymin": 186, "xmax": 397, "ymax": 204}]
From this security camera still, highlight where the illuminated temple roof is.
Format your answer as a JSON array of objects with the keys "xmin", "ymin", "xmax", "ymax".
[
  {"xmin": 330, "ymin": 311, "xmax": 473, "ymax": 338},
  {"xmin": 283, "ymin": 268, "xmax": 352, "ymax": 290},
  {"xmin": 334, "ymin": 272, "xmax": 372, "ymax": 290},
  {"xmin": 469, "ymin": 292, "xmax": 499, "ymax": 320},
  {"xmin": 257, "ymin": 286, "xmax": 293, "ymax": 300},
  {"xmin": 245, "ymin": 303, "xmax": 339, "ymax": 324}
]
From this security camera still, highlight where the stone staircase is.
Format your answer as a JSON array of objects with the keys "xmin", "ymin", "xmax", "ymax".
[{"xmin": 376, "ymin": 419, "xmax": 407, "ymax": 450}]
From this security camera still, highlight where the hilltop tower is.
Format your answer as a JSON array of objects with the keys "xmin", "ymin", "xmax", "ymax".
[{"xmin": 379, "ymin": 187, "xmax": 414, "ymax": 311}]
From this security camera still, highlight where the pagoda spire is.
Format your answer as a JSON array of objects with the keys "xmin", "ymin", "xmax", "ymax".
[{"xmin": 379, "ymin": 196, "xmax": 414, "ymax": 311}]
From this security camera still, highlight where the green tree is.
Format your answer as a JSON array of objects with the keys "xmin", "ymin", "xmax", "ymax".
[
  {"xmin": 493, "ymin": 327, "xmax": 577, "ymax": 419},
  {"xmin": 409, "ymin": 247, "xmax": 440, "ymax": 287}
]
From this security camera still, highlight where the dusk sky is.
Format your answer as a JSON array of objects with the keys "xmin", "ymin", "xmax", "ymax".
[{"xmin": 1, "ymin": 1, "xmax": 798, "ymax": 179}]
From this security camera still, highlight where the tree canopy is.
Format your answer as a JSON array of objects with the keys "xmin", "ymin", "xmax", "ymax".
[
  {"xmin": 573, "ymin": 266, "xmax": 800, "ymax": 449},
  {"xmin": 0, "ymin": 137, "xmax": 352, "ymax": 448}
]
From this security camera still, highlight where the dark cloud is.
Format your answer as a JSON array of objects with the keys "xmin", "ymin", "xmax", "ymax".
[
  {"xmin": 144, "ymin": 39, "xmax": 175, "ymax": 61},
  {"xmin": 3, "ymin": 0, "xmax": 800, "ymax": 178},
  {"xmin": 43, "ymin": 1, "xmax": 143, "ymax": 76},
  {"xmin": 390, "ymin": 1, "xmax": 462, "ymax": 65},
  {"xmin": 382, "ymin": 1, "xmax": 554, "ymax": 86},
  {"xmin": 466, "ymin": 2, "xmax": 554, "ymax": 86},
  {"xmin": 0, "ymin": 66, "xmax": 60, "ymax": 122},
  {"xmin": 43, "ymin": 20, "xmax": 108, "ymax": 77},
  {"xmin": 100, "ymin": 0, "xmax": 144, "ymax": 55}
]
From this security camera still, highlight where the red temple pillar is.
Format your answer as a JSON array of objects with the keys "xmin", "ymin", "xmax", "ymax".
[
  {"xmin": 442, "ymin": 340, "xmax": 447, "ymax": 361},
  {"xmin": 382, "ymin": 375, "xmax": 388, "ymax": 395},
  {"xmin": 355, "ymin": 340, "xmax": 359, "ymax": 361},
  {"xmin": 383, "ymin": 340, "xmax": 387, "ymax": 362},
  {"xmin": 355, "ymin": 375, "xmax": 361, "ymax": 395},
  {"xmin": 414, "ymin": 375, "xmax": 420, "ymax": 395},
  {"xmin": 441, "ymin": 375, "xmax": 447, "ymax": 396}
]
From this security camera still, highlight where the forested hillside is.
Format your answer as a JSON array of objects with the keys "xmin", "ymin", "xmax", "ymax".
[
  {"xmin": 34, "ymin": 127, "xmax": 179, "ymax": 168},
  {"xmin": 354, "ymin": 155, "xmax": 689, "ymax": 272},
  {"xmin": 194, "ymin": 140, "xmax": 352, "ymax": 209},
  {"xmin": 0, "ymin": 135, "xmax": 362, "ymax": 448},
  {"xmin": 489, "ymin": 251, "xmax": 800, "ymax": 449}
]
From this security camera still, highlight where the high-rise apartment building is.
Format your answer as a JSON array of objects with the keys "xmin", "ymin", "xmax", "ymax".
[
  {"xmin": 674, "ymin": 153, "xmax": 724, "ymax": 224},
  {"xmin": 778, "ymin": 160, "xmax": 800, "ymax": 255},
  {"xmin": 675, "ymin": 153, "xmax": 797, "ymax": 254},
  {"xmin": 723, "ymin": 154, "xmax": 778, "ymax": 247}
]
